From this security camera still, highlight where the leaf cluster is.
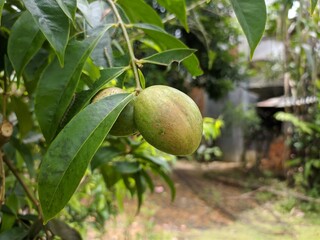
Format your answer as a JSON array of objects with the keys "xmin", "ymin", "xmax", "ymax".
[{"xmin": 0, "ymin": 0, "xmax": 268, "ymax": 238}]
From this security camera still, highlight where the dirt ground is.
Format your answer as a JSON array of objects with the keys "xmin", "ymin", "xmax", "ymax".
[{"xmin": 89, "ymin": 161, "xmax": 320, "ymax": 240}]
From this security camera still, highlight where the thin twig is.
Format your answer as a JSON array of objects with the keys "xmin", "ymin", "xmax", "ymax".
[
  {"xmin": 107, "ymin": 0, "xmax": 142, "ymax": 92},
  {"xmin": 3, "ymin": 155, "xmax": 44, "ymax": 220}
]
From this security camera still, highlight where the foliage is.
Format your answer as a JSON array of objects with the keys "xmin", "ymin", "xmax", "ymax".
[
  {"xmin": 0, "ymin": 0, "xmax": 268, "ymax": 238},
  {"xmin": 269, "ymin": 0, "xmax": 320, "ymax": 197},
  {"xmin": 178, "ymin": 0, "xmax": 248, "ymax": 99},
  {"xmin": 194, "ymin": 117, "xmax": 224, "ymax": 162},
  {"xmin": 275, "ymin": 105, "xmax": 320, "ymax": 196}
]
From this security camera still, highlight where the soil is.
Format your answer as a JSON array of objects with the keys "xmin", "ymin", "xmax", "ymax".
[{"xmin": 95, "ymin": 161, "xmax": 320, "ymax": 240}]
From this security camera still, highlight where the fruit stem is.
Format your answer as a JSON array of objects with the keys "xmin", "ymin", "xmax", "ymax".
[{"xmin": 107, "ymin": 0, "xmax": 142, "ymax": 92}]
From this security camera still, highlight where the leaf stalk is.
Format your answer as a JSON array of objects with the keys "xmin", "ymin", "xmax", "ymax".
[{"xmin": 107, "ymin": 0, "xmax": 142, "ymax": 92}]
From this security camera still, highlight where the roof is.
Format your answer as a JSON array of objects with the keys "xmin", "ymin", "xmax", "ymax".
[{"xmin": 256, "ymin": 96, "xmax": 318, "ymax": 108}]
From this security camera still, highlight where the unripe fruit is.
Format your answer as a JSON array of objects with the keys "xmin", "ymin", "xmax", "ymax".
[
  {"xmin": 92, "ymin": 87, "xmax": 137, "ymax": 136},
  {"xmin": 134, "ymin": 85, "xmax": 203, "ymax": 155}
]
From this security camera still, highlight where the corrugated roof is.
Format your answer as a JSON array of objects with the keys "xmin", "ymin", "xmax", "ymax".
[{"xmin": 256, "ymin": 96, "xmax": 318, "ymax": 108}]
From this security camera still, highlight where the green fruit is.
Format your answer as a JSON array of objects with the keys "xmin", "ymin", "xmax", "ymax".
[
  {"xmin": 134, "ymin": 85, "xmax": 203, "ymax": 155},
  {"xmin": 92, "ymin": 87, "xmax": 137, "ymax": 136}
]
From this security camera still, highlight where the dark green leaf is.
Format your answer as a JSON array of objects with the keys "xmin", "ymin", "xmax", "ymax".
[
  {"xmin": 0, "ymin": 0, "xmax": 5, "ymax": 25},
  {"xmin": 0, "ymin": 213, "xmax": 16, "ymax": 233},
  {"xmin": 59, "ymin": 67, "xmax": 127, "ymax": 128},
  {"xmin": 133, "ymin": 23, "xmax": 203, "ymax": 76},
  {"xmin": 10, "ymin": 138, "xmax": 35, "ymax": 177},
  {"xmin": 123, "ymin": 175, "xmax": 135, "ymax": 197},
  {"xmin": 136, "ymin": 154, "xmax": 170, "ymax": 172},
  {"xmin": 117, "ymin": 0, "xmax": 163, "ymax": 28},
  {"xmin": 114, "ymin": 161, "xmax": 140, "ymax": 174},
  {"xmin": 311, "ymin": 0, "xmax": 318, "ymax": 14},
  {"xmin": 8, "ymin": 11, "xmax": 45, "ymax": 80},
  {"xmin": 26, "ymin": 219, "xmax": 42, "ymax": 239},
  {"xmin": 151, "ymin": 166, "xmax": 175, "ymax": 201},
  {"xmin": 47, "ymin": 219, "xmax": 82, "ymax": 240},
  {"xmin": 91, "ymin": 146, "xmax": 123, "ymax": 170},
  {"xmin": 100, "ymin": 164, "xmax": 122, "ymax": 188},
  {"xmin": 158, "ymin": 0, "xmax": 188, "ymax": 31},
  {"xmin": 138, "ymin": 69, "xmax": 145, "ymax": 89},
  {"xmin": 23, "ymin": 0, "xmax": 70, "ymax": 65},
  {"xmin": 141, "ymin": 170, "xmax": 154, "ymax": 193},
  {"xmin": 140, "ymin": 48, "xmax": 196, "ymax": 66},
  {"xmin": 133, "ymin": 173, "xmax": 144, "ymax": 213},
  {"xmin": 35, "ymin": 26, "xmax": 112, "ymax": 142},
  {"xmin": 229, "ymin": 0, "xmax": 266, "ymax": 58},
  {"xmin": 24, "ymin": 49, "xmax": 49, "ymax": 95},
  {"xmin": 10, "ymin": 97, "xmax": 32, "ymax": 138},
  {"xmin": 0, "ymin": 227, "xmax": 28, "ymax": 240},
  {"xmin": 38, "ymin": 93, "xmax": 134, "ymax": 223},
  {"xmin": 56, "ymin": 0, "xmax": 77, "ymax": 21}
]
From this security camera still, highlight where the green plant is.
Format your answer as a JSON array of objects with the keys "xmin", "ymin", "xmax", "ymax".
[
  {"xmin": 276, "ymin": 110, "xmax": 320, "ymax": 196},
  {"xmin": 0, "ymin": 0, "xmax": 268, "ymax": 238},
  {"xmin": 195, "ymin": 117, "xmax": 224, "ymax": 161}
]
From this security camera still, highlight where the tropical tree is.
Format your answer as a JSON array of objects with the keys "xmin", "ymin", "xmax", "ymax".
[{"xmin": 0, "ymin": 0, "xmax": 267, "ymax": 238}]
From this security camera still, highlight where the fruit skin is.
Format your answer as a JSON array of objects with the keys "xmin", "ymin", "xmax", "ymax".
[
  {"xmin": 134, "ymin": 85, "xmax": 203, "ymax": 155},
  {"xmin": 92, "ymin": 87, "xmax": 137, "ymax": 136}
]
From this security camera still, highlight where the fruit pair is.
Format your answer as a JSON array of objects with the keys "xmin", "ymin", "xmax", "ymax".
[{"xmin": 92, "ymin": 85, "xmax": 203, "ymax": 156}]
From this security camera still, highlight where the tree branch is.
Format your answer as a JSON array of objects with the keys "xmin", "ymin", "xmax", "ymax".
[{"xmin": 3, "ymin": 155, "xmax": 44, "ymax": 220}]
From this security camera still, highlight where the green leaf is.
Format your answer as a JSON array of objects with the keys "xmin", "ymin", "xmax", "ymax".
[
  {"xmin": 35, "ymin": 26, "xmax": 112, "ymax": 143},
  {"xmin": 0, "ymin": 0, "xmax": 5, "ymax": 25},
  {"xmin": 117, "ymin": 0, "xmax": 163, "ymax": 28},
  {"xmin": 0, "ymin": 213, "xmax": 16, "ymax": 233},
  {"xmin": 23, "ymin": 0, "xmax": 70, "ymax": 65},
  {"xmin": 83, "ymin": 58, "xmax": 101, "ymax": 81},
  {"xmin": 38, "ymin": 93, "xmax": 134, "ymax": 223},
  {"xmin": 140, "ymin": 48, "xmax": 196, "ymax": 66},
  {"xmin": 229, "ymin": 0, "xmax": 266, "ymax": 58},
  {"xmin": 122, "ymin": 175, "xmax": 135, "ymax": 197},
  {"xmin": 136, "ymin": 154, "xmax": 170, "ymax": 172},
  {"xmin": 55, "ymin": 0, "xmax": 77, "ymax": 21},
  {"xmin": 10, "ymin": 137, "xmax": 35, "ymax": 178},
  {"xmin": 138, "ymin": 69, "xmax": 145, "ymax": 89},
  {"xmin": 24, "ymin": 50, "xmax": 49, "ymax": 95},
  {"xmin": 9, "ymin": 97, "xmax": 33, "ymax": 138},
  {"xmin": 100, "ymin": 164, "xmax": 122, "ymax": 188},
  {"xmin": 275, "ymin": 112, "xmax": 313, "ymax": 134},
  {"xmin": 311, "ymin": 0, "xmax": 318, "ymax": 14},
  {"xmin": 152, "ymin": 167, "xmax": 175, "ymax": 201},
  {"xmin": 133, "ymin": 173, "xmax": 144, "ymax": 213},
  {"xmin": 59, "ymin": 67, "xmax": 127, "ymax": 128},
  {"xmin": 157, "ymin": 0, "xmax": 188, "ymax": 31},
  {"xmin": 114, "ymin": 161, "xmax": 140, "ymax": 174},
  {"xmin": 47, "ymin": 219, "xmax": 81, "ymax": 240},
  {"xmin": 91, "ymin": 146, "xmax": 123, "ymax": 170},
  {"xmin": 7, "ymin": 11, "xmax": 45, "ymax": 80},
  {"xmin": 79, "ymin": 1, "xmax": 115, "ymax": 67},
  {"xmin": 0, "ymin": 227, "xmax": 28, "ymax": 240},
  {"xmin": 141, "ymin": 170, "xmax": 154, "ymax": 193},
  {"xmin": 133, "ymin": 23, "xmax": 203, "ymax": 76}
]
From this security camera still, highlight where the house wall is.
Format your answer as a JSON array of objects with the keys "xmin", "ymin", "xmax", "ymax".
[{"xmin": 203, "ymin": 85, "xmax": 258, "ymax": 162}]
